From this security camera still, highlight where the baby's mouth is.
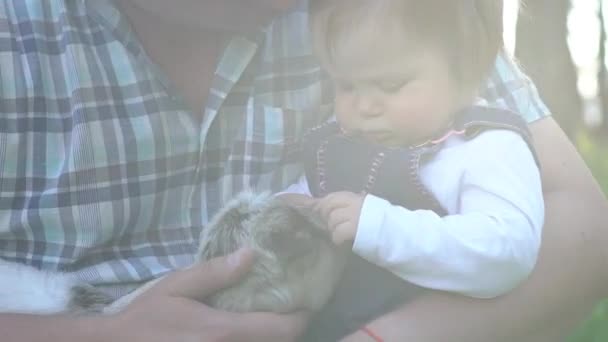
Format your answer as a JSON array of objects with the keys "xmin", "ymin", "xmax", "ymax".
[{"xmin": 363, "ymin": 130, "xmax": 394, "ymax": 144}]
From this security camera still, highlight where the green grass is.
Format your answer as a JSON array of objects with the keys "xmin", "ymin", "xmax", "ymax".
[
  {"xmin": 576, "ymin": 131, "xmax": 608, "ymax": 194},
  {"xmin": 569, "ymin": 298, "xmax": 608, "ymax": 342},
  {"xmin": 568, "ymin": 130, "xmax": 608, "ymax": 342}
]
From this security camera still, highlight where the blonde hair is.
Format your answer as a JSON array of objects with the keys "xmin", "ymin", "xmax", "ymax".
[{"xmin": 310, "ymin": 0, "xmax": 504, "ymax": 90}]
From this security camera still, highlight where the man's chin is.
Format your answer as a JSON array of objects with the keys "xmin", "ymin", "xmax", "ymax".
[{"xmin": 125, "ymin": 0, "xmax": 296, "ymax": 33}]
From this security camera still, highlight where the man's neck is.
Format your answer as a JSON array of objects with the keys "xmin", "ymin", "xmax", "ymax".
[{"xmin": 117, "ymin": 1, "xmax": 230, "ymax": 113}]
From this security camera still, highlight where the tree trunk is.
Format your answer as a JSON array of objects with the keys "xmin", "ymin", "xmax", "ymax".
[
  {"xmin": 515, "ymin": 0, "xmax": 582, "ymax": 138},
  {"xmin": 598, "ymin": 0, "xmax": 608, "ymax": 134}
]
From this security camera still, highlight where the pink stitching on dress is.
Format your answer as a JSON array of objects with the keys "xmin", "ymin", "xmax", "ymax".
[{"xmin": 430, "ymin": 129, "xmax": 466, "ymax": 145}]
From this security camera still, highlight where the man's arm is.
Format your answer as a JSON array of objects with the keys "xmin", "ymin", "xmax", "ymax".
[
  {"xmin": 341, "ymin": 117, "xmax": 608, "ymax": 342},
  {"xmin": 1, "ymin": 249, "xmax": 309, "ymax": 342},
  {"xmin": 0, "ymin": 314, "xmax": 118, "ymax": 342}
]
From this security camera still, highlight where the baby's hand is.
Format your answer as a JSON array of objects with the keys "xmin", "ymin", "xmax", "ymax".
[{"xmin": 315, "ymin": 191, "xmax": 365, "ymax": 246}]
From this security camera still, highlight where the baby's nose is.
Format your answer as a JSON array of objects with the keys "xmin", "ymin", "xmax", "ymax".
[{"xmin": 355, "ymin": 95, "xmax": 383, "ymax": 119}]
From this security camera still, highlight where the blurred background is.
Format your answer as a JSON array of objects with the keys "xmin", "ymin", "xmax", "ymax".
[{"xmin": 504, "ymin": 0, "xmax": 608, "ymax": 339}]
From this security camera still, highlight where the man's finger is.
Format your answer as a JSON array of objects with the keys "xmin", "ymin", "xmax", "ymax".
[{"xmin": 150, "ymin": 247, "xmax": 256, "ymax": 300}]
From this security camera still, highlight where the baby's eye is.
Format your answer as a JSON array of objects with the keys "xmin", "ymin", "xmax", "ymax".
[
  {"xmin": 377, "ymin": 79, "xmax": 409, "ymax": 93},
  {"xmin": 335, "ymin": 80, "xmax": 355, "ymax": 93}
]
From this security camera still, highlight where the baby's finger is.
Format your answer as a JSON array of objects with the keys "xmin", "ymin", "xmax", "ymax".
[
  {"xmin": 315, "ymin": 194, "xmax": 348, "ymax": 221},
  {"xmin": 332, "ymin": 221, "xmax": 356, "ymax": 245},
  {"xmin": 278, "ymin": 193, "xmax": 317, "ymax": 208},
  {"xmin": 327, "ymin": 208, "xmax": 351, "ymax": 231}
]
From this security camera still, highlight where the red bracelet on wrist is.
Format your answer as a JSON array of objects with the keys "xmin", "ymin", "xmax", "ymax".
[{"xmin": 360, "ymin": 326, "xmax": 384, "ymax": 342}]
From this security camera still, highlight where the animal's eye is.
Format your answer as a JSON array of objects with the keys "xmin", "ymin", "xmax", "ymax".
[
  {"xmin": 235, "ymin": 211, "xmax": 250, "ymax": 222},
  {"xmin": 269, "ymin": 230, "xmax": 313, "ymax": 263}
]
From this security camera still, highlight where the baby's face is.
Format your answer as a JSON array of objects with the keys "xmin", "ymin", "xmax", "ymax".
[{"xmin": 327, "ymin": 36, "xmax": 468, "ymax": 147}]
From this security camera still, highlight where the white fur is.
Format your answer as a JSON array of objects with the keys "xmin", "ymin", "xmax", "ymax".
[{"xmin": 0, "ymin": 259, "xmax": 77, "ymax": 314}]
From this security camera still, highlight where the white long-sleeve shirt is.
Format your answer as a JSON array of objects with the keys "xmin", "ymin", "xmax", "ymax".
[{"xmin": 283, "ymin": 129, "xmax": 544, "ymax": 299}]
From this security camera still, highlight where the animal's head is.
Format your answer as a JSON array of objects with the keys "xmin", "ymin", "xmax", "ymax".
[{"xmin": 197, "ymin": 191, "xmax": 347, "ymax": 313}]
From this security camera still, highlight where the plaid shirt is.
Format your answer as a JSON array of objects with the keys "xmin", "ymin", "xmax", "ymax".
[{"xmin": 0, "ymin": 0, "xmax": 549, "ymax": 298}]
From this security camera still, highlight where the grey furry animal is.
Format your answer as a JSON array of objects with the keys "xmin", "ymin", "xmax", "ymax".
[
  {"xmin": 198, "ymin": 191, "xmax": 347, "ymax": 313},
  {"xmin": 0, "ymin": 191, "xmax": 347, "ymax": 315}
]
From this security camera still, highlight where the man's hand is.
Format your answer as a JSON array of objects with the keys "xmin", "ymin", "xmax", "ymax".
[
  {"xmin": 314, "ymin": 191, "xmax": 365, "ymax": 245},
  {"xmin": 1, "ymin": 248, "xmax": 308, "ymax": 342},
  {"xmin": 104, "ymin": 248, "xmax": 309, "ymax": 342}
]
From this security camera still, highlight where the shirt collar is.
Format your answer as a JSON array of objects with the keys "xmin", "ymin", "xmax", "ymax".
[{"xmin": 83, "ymin": 0, "xmax": 267, "ymax": 112}]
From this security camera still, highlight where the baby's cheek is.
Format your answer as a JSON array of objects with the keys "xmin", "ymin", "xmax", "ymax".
[
  {"xmin": 391, "ymin": 108, "xmax": 449, "ymax": 142},
  {"xmin": 334, "ymin": 97, "xmax": 360, "ymax": 128}
]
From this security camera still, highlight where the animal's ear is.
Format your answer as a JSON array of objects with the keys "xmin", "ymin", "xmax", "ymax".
[
  {"xmin": 286, "ymin": 201, "xmax": 326, "ymax": 231},
  {"xmin": 275, "ymin": 193, "xmax": 327, "ymax": 230},
  {"xmin": 198, "ymin": 191, "xmax": 268, "ymax": 261},
  {"xmin": 198, "ymin": 208, "xmax": 244, "ymax": 261}
]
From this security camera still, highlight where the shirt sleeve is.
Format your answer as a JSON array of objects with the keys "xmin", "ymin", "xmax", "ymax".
[
  {"xmin": 276, "ymin": 175, "xmax": 313, "ymax": 196},
  {"xmin": 352, "ymin": 130, "xmax": 545, "ymax": 298},
  {"xmin": 480, "ymin": 52, "xmax": 551, "ymax": 123}
]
